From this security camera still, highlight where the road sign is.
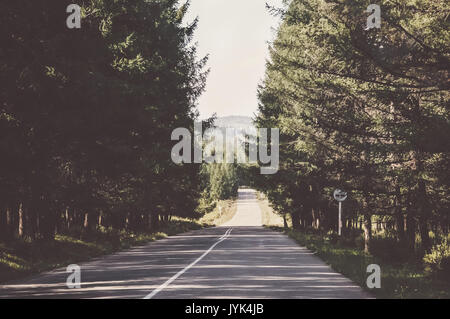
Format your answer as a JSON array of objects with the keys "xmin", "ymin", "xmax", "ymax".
[
  {"xmin": 333, "ymin": 189, "xmax": 347, "ymax": 202},
  {"xmin": 333, "ymin": 189, "xmax": 347, "ymax": 236}
]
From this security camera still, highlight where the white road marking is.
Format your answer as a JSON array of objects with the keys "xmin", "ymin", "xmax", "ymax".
[{"xmin": 143, "ymin": 228, "xmax": 233, "ymax": 299}]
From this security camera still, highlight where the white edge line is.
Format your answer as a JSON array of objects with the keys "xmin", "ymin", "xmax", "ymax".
[{"xmin": 143, "ymin": 228, "xmax": 233, "ymax": 299}]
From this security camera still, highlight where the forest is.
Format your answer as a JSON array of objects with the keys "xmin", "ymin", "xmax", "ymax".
[
  {"xmin": 252, "ymin": 0, "xmax": 449, "ymax": 281},
  {"xmin": 0, "ymin": 0, "xmax": 239, "ymax": 243},
  {"xmin": 0, "ymin": 0, "xmax": 448, "ymax": 298}
]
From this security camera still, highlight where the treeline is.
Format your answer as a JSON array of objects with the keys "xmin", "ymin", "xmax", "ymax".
[
  {"xmin": 0, "ymin": 0, "xmax": 236, "ymax": 242},
  {"xmin": 254, "ymin": 0, "xmax": 449, "ymax": 255},
  {"xmin": 199, "ymin": 163, "xmax": 240, "ymax": 213}
]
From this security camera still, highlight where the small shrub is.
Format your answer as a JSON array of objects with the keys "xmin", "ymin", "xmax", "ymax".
[
  {"xmin": 423, "ymin": 238, "xmax": 450, "ymax": 279},
  {"xmin": 325, "ymin": 230, "xmax": 339, "ymax": 244}
]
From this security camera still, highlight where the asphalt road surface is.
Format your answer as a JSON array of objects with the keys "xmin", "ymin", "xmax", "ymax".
[{"xmin": 0, "ymin": 189, "xmax": 371, "ymax": 299}]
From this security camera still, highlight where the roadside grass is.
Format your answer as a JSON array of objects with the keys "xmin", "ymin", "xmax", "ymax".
[
  {"xmin": 199, "ymin": 199, "xmax": 237, "ymax": 226},
  {"xmin": 0, "ymin": 231, "xmax": 167, "ymax": 284},
  {"xmin": 256, "ymin": 192, "xmax": 449, "ymax": 299},
  {"xmin": 0, "ymin": 199, "xmax": 237, "ymax": 284},
  {"xmin": 266, "ymin": 227, "xmax": 450, "ymax": 299},
  {"xmin": 256, "ymin": 192, "xmax": 290, "ymax": 227}
]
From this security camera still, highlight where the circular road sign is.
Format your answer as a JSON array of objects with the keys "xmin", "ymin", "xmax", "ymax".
[{"xmin": 334, "ymin": 189, "xmax": 348, "ymax": 202}]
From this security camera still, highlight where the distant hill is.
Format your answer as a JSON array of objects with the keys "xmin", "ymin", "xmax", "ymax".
[
  {"xmin": 214, "ymin": 116, "xmax": 255, "ymax": 129},
  {"xmin": 202, "ymin": 116, "xmax": 256, "ymax": 153}
]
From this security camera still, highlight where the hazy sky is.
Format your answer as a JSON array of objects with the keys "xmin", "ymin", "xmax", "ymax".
[{"xmin": 185, "ymin": 0, "xmax": 285, "ymax": 119}]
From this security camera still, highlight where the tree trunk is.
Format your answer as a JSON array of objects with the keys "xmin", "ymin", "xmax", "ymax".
[
  {"xmin": 363, "ymin": 213, "xmax": 372, "ymax": 253},
  {"xmin": 18, "ymin": 203, "xmax": 24, "ymax": 238},
  {"xmin": 6, "ymin": 207, "xmax": 12, "ymax": 240},
  {"xmin": 98, "ymin": 211, "xmax": 103, "ymax": 228},
  {"xmin": 150, "ymin": 213, "xmax": 159, "ymax": 231},
  {"xmin": 0, "ymin": 208, "xmax": 7, "ymax": 240},
  {"xmin": 414, "ymin": 151, "xmax": 431, "ymax": 252},
  {"xmin": 417, "ymin": 181, "xmax": 431, "ymax": 252},
  {"xmin": 65, "ymin": 208, "xmax": 71, "ymax": 231},
  {"xmin": 143, "ymin": 213, "xmax": 149, "ymax": 231},
  {"xmin": 83, "ymin": 211, "xmax": 92, "ymax": 235},
  {"xmin": 419, "ymin": 216, "xmax": 431, "ymax": 253},
  {"xmin": 291, "ymin": 212, "xmax": 300, "ymax": 230},
  {"xmin": 38, "ymin": 198, "xmax": 55, "ymax": 241},
  {"xmin": 406, "ymin": 214, "xmax": 416, "ymax": 251},
  {"xmin": 395, "ymin": 210, "xmax": 405, "ymax": 243}
]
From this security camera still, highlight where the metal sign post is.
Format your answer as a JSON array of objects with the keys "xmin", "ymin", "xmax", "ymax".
[{"xmin": 333, "ymin": 189, "xmax": 348, "ymax": 236}]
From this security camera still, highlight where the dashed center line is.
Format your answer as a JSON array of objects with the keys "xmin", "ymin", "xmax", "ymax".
[{"xmin": 143, "ymin": 228, "xmax": 233, "ymax": 299}]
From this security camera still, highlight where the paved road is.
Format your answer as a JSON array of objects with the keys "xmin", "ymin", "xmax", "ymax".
[{"xmin": 0, "ymin": 189, "xmax": 371, "ymax": 299}]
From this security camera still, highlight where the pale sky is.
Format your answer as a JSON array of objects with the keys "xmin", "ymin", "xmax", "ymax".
[{"xmin": 185, "ymin": 0, "xmax": 285, "ymax": 119}]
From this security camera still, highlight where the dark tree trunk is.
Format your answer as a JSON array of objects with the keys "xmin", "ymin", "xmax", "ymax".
[
  {"xmin": 414, "ymin": 152, "xmax": 431, "ymax": 252},
  {"xmin": 150, "ymin": 213, "xmax": 159, "ymax": 231},
  {"xmin": 406, "ymin": 214, "xmax": 416, "ymax": 251},
  {"xmin": 83, "ymin": 212, "xmax": 92, "ymax": 234},
  {"xmin": 417, "ymin": 181, "xmax": 431, "ymax": 252},
  {"xmin": 142, "ymin": 213, "xmax": 149, "ymax": 231},
  {"xmin": 6, "ymin": 207, "xmax": 13, "ymax": 239},
  {"xmin": 363, "ymin": 213, "xmax": 372, "ymax": 253},
  {"xmin": 38, "ymin": 199, "xmax": 55, "ymax": 241},
  {"xmin": 65, "ymin": 208, "xmax": 71, "ymax": 231},
  {"xmin": 395, "ymin": 210, "xmax": 405, "ymax": 243},
  {"xmin": 18, "ymin": 203, "xmax": 24, "ymax": 238},
  {"xmin": 98, "ymin": 210, "xmax": 103, "ymax": 228},
  {"xmin": 419, "ymin": 216, "xmax": 431, "ymax": 253},
  {"xmin": 5, "ymin": 207, "xmax": 13, "ymax": 240},
  {"xmin": 0, "ymin": 208, "xmax": 7, "ymax": 240},
  {"xmin": 291, "ymin": 212, "xmax": 300, "ymax": 230}
]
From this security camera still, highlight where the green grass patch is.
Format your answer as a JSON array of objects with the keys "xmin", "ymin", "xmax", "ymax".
[
  {"xmin": 198, "ymin": 199, "xmax": 237, "ymax": 226},
  {"xmin": 0, "ymin": 203, "xmax": 236, "ymax": 284},
  {"xmin": 269, "ymin": 227, "xmax": 450, "ymax": 299},
  {"xmin": 256, "ymin": 193, "xmax": 289, "ymax": 228}
]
